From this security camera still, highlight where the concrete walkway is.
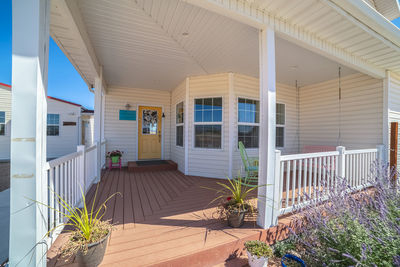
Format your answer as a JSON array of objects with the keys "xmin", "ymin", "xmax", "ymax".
[{"xmin": 0, "ymin": 189, "xmax": 9, "ymax": 264}]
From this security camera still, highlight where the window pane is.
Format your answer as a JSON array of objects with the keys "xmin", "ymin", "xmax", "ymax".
[
  {"xmin": 238, "ymin": 125, "xmax": 259, "ymax": 148},
  {"xmin": 0, "ymin": 112, "xmax": 5, "ymax": 123},
  {"xmin": 195, "ymin": 99, "xmax": 203, "ymax": 111},
  {"xmin": 142, "ymin": 110, "xmax": 158, "ymax": 135},
  {"xmin": 47, "ymin": 125, "xmax": 59, "ymax": 136},
  {"xmin": 203, "ymin": 110, "xmax": 212, "ymax": 122},
  {"xmin": 194, "ymin": 98, "xmax": 222, "ymax": 123},
  {"xmin": 204, "ymin": 98, "xmax": 213, "ymax": 110},
  {"xmin": 238, "ymin": 98, "xmax": 259, "ymax": 123},
  {"xmin": 176, "ymin": 125, "xmax": 183, "ymax": 146},
  {"xmin": 47, "ymin": 114, "xmax": 59, "ymax": 125},
  {"xmin": 194, "ymin": 125, "xmax": 221, "ymax": 148},
  {"xmin": 213, "ymin": 97, "xmax": 222, "ymax": 108},
  {"xmin": 213, "ymin": 109, "xmax": 222, "ymax": 122},
  {"xmin": 276, "ymin": 103, "xmax": 285, "ymax": 125},
  {"xmin": 0, "ymin": 124, "xmax": 4, "ymax": 136},
  {"xmin": 276, "ymin": 126, "xmax": 284, "ymax": 147},
  {"xmin": 176, "ymin": 102, "xmax": 184, "ymax": 124}
]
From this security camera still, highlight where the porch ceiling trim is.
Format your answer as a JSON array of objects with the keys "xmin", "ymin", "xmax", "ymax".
[
  {"xmin": 185, "ymin": 0, "xmax": 400, "ymax": 78},
  {"xmin": 50, "ymin": 0, "xmax": 101, "ymax": 87}
]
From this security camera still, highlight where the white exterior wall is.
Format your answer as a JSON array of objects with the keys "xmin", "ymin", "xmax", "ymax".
[
  {"xmin": 46, "ymin": 98, "xmax": 82, "ymax": 158},
  {"xmin": 299, "ymin": 73, "xmax": 383, "ymax": 150},
  {"xmin": 187, "ymin": 73, "xmax": 230, "ymax": 178},
  {"xmin": 171, "ymin": 81, "xmax": 186, "ymax": 173},
  {"xmin": 231, "ymin": 74, "xmax": 298, "ymax": 176},
  {"xmin": 0, "ymin": 85, "xmax": 11, "ymax": 160},
  {"xmin": 104, "ymin": 87, "xmax": 171, "ymax": 166}
]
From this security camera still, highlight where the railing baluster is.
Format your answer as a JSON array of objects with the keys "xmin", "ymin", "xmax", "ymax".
[
  {"xmin": 298, "ymin": 159, "xmax": 302, "ymax": 203},
  {"xmin": 292, "ymin": 160, "xmax": 297, "ymax": 204},
  {"xmin": 313, "ymin": 157, "xmax": 317, "ymax": 198},
  {"xmin": 291, "ymin": 160, "xmax": 296, "ymax": 207},
  {"xmin": 318, "ymin": 157, "xmax": 322, "ymax": 199},
  {"xmin": 285, "ymin": 161, "xmax": 290, "ymax": 208},
  {"xmin": 308, "ymin": 157, "xmax": 312, "ymax": 198}
]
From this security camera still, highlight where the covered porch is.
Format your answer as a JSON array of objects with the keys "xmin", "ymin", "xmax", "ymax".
[{"xmin": 9, "ymin": 0, "xmax": 399, "ymax": 266}]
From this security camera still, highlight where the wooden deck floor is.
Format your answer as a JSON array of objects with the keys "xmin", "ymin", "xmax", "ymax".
[{"xmin": 48, "ymin": 169, "xmax": 268, "ymax": 267}]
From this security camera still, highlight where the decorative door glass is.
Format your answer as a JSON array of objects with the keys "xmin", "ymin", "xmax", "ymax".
[{"xmin": 142, "ymin": 110, "xmax": 158, "ymax": 134}]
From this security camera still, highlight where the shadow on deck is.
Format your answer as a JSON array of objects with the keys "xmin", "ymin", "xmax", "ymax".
[{"xmin": 47, "ymin": 168, "xmax": 296, "ymax": 267}]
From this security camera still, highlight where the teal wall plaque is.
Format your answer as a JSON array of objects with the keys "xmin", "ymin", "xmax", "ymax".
[{"xmin": 119, "ymin": 110, "xmax": 136, "ymax": 121}]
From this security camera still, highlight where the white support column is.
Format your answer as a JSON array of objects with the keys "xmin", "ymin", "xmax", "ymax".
[
  {"xmin": 228, "ymin": 73, "xmax": 235, "ymax": 178},
  {"xmin": 94, "ymin": 68, "xmax": 103, "ymax": 182},
  {"xmin": 257, "ymin": 28, "xmax": 277, "ymax": 229},
  {"xmin": 184, "ymin": 78, "xmax": 190, "ymax": 175},
  {"xmin": 10, "ymin": 0, "xmax": 50, "ymax": 266},
  {"xmin": 77, "ymin": 145, "xmax": 86, "ymax": 206},
  {"xmin": 336, "ymin": 146, "xmax": 346, "ymax": 179}
]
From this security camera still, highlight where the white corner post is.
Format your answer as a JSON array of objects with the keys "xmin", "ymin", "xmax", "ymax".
[
  {"xmin": 9, "ymin": 0, "xmax": 50, "ymax": 266},
  {"xmin": 336, "ymin": 146, "xmax": 346, "ymax": 189},
  {"xmin": 383, "ymin": 71, "xmax": 390, "ymax": 164},
  {"xmin": 94, "ymin": 68, "xmax": 103, "ymax": 183},
  {"xmin": 77, "ymin": 145, "xmax": 86, "ymax": 204},
  {"xmin": 184, "ymin": 77, "xmax": 190, "ymax": 175},
  {"xmin": 228, "ymin": 73, "xmax": 235, "ymax": 178},
  {"xmin": 257, "ymin": 28, "xmax": 278, "ymax": 229}
]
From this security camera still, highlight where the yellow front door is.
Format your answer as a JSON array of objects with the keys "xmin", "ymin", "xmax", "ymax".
[{"xmin": 138, "ymin": 106, "xmax": 162, "ymax": 160}]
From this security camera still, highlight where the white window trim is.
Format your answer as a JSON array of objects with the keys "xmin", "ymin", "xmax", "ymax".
[
  {"xmin": 176, "ymin": 101, "xmax": 184, "ymax": 147},
  {"xmin": 0, "ymin": 111, "xmax": 5, "ymax": 136},
  {"xmin": 276, "ymin": 103, "xmax": 286, "ymax": 148},
  {"xmin": 47, "ymin": 113, "xmax": 60, "ymax": 137},
  {"xmin": 193, "ymin": 96, "xmax": 224, "ymax": 150}
]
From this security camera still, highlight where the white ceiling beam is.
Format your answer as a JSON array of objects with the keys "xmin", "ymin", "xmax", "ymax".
[
  {"xmin": 51, "ymin": 0, "xmax": 101, "ymax": 85},
  {"xmin": 185, "ymin": 0, "xmax": 386, "ymax": 78}
]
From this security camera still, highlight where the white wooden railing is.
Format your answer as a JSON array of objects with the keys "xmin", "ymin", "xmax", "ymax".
[
  {"xmin": 275, "ymin": 145, "xmax": 383, "ymax": 216},
  {"xmin": 44, "ymin": 140, "xmax": 106, "ymax": 245}
]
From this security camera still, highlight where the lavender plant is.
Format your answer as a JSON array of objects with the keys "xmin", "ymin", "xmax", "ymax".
[{"xmin": 289, "ymin": 163, "xmax": 400, "ymax": 267}]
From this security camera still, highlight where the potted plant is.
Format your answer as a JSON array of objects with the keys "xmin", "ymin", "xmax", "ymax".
[
  {"xmin": 203, "ymin": 175, "xmax": 261, "ymax": 228},
  {"xmin": 245, "ymin": 240, "xmax": 273, "ymax": 267},
  {"xmin": 41, "ymin": 187, "xmax": 120, "ymax": 266},
  {"xmin": 107, "ymin": 150, "xmax": 123, "ymax": 164}
]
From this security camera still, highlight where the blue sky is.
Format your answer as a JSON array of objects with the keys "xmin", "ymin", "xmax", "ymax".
[{"xmin": 1, "ymin": 1, "xmax": 400, "ymax": 110}]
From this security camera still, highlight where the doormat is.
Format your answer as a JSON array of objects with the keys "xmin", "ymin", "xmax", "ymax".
[{"xmin": 136, "ymin": 160, "xmax": 169, "ymax": 166}]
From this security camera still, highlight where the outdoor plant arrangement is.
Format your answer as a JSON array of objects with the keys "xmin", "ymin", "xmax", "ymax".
[
  {"xmin": 203, "ymin": 175, "xmax": 261, "ymax": 228},
  {"xmin": 41, "ymin": 187, "xmax": 120, "ymax": 267},
  {"xmin": 244, "ymin": 240, "xmax": 273, "ymax": 267},
  {"xmin": 287, "ymin": 164, "xmax": 400, "ymax": 267},
  {"xmin": 107, "ymin": 150, "xmax": 123, "ymax": 164}
]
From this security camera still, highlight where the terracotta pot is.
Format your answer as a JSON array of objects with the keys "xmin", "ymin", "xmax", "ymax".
[
  {"xmin": 227, "ymin": 209, "xmax": 246, "ymax": 228},
  {"xmin": 247, "ymin": 250, "xmax": 269, "ymax": 267},
  {"xmin": 75, "ymin": 231, "xmax": 110, "ymax": 267}
]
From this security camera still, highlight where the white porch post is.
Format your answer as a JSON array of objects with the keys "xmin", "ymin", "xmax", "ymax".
[
  {"xmin": 257, "ymin": 28, "xmax": 278, "ymax": 229},
  {"xmin": 94, "ymin": 69, "xmax": 103, "ymax": 182},
  {"xmin": 10, "ymin": 0, "xmax": 50, "ymax": 266},
  {"xmin": 383, "ymin": 71, "xmax": 390, "ymax": 164}
]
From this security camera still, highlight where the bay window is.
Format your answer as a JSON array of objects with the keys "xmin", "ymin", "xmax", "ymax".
[{"xmin": 194, "ymin": 97, "xmax": 222, "ymax": 149}]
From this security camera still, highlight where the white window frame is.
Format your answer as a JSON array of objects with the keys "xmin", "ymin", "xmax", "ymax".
[
  {"xmin": 237, "ymin": 97, "xmax": 260, "ymax": 150},
  {"xmin": 47, "ymin": 113, "xmax": 60, "ymax": 136},
  {"xmin": 276, "ymin": 102, "xmax": 286, "ymax": 148},
  {"xmin": 0, "ymin": 111, "xmax": 5, "ymax": 136},
  {"xmin": 176, "ymin": 101, "xmax": 184, "ymax": 147},
  {"xmin": 193, "ymin": 96, "xmax": 224, "ymax": 150}
]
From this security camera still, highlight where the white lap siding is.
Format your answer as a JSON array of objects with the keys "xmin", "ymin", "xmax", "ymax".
[
  {"xmin": 0, "ymin": 85, "xmax": 11, "ymax": 160},
  {"xmin": 299, "ymin": 73, "xmax": 383, "ymax": 150},
  {"xmin": 231, "ymin": 74, "xmax": 298, "ymax": 177},
  {"xmin": 104, "ymin": 87, "xmax": 171, "ymax": 166},
  {"xmin": 171, "ymin": 81, "xmax": 186, "ymax": 173}
]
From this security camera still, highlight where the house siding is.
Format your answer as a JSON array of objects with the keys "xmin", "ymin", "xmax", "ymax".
[
  {"xmin": 104, "ymin": 87, "xmax": 171, "ymax": 166},
  {"xmin": 46, "ymin": 98, "xmax": 82, "ymax": 158},
  {"xmin": 299, "ymin": 73, "xmax": 383, "ymax": 150},
  {"xmin": 171, "ymin": 81, "xmax": 186, "ymax": 173},
  {"xmin": 0, "ymin": 86, "xmax": 11, "ymax": 160},
  {"xmin": 231, "ymin": 74, "xmax": 299, "ymax": 176}
]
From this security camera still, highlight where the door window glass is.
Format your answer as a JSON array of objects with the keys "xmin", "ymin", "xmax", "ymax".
[{"xmin": 142, "ymin": 110, "xmax": 158, "ymax": 135}]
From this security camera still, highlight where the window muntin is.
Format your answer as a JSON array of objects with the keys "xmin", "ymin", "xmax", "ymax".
[
  {"xmin": 194, "ymin": 97, "xmax": 222, "ymax": 149},
  {"xmin": 0, "ymin": 112, "xmax": 5, "ymax": 136},
  {"xmin": 176, "ymin": 102, "xmax": 184, "ymax": 147},
  {"xmin": 194, "ymin": 97, "xmax": 222, "ymax": 123},
  {"xmin": 47, "ymin": 114, "xmax": 60, "ymax": 136},
  {"xmin": 237, "ymin": 99, "xmax": 285, "ymax": 149}
]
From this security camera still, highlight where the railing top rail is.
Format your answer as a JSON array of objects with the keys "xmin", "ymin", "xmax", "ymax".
[
  {"xmin": 344, "ymin": 148, "xmax": 378, "ymax": 155},
  {"xmin": 46, "ymin": 151, "xmax": 82, "ymax": 169},
  {"xmin": 86, "ymin": 144, "xmax": 97, "ymax": 152},
  {"xmin": 280, "ymin": 151, "xmax": 339, "ymax": 161}
]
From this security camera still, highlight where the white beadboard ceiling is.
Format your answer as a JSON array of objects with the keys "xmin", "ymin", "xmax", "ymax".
[{"xmin": 52, "ymin": 0, "xmax": 359, "ymax": 91}]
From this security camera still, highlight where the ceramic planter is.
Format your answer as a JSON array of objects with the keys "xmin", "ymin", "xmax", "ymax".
[
  {"xmin": 111, "ymin": 156, "xmax": 120, "ymax": 163},
  {"xmin": 227, "ymin": 209, "xmax": 246, "ymax": 228},
  {"xmin": 75, "ymin": 231, "xmax": 110, "ymax": 267},
  {"xmin": 246, "ymin": 250, "xmax": 269, "ymax": 267}
]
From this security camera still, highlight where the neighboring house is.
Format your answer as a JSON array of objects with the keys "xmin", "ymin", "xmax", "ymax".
[{"xmin": 0, "ymin": 84, "xmax": 94, "ymax": 160}]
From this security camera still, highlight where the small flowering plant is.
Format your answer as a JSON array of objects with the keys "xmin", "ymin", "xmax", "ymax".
[{"xmin": 106, "ymin": 150, "xmax": 123, "ymax": 158}]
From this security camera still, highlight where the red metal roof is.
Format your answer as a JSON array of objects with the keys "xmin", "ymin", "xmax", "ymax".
[{"xmin": 0, "ymin": 82, "xmax": 11, "ymax": 88}]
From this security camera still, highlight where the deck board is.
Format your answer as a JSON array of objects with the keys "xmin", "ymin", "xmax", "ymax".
[{"xmin": 49, "ymin": 169, "xmax": 287, "ymax": 267}]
